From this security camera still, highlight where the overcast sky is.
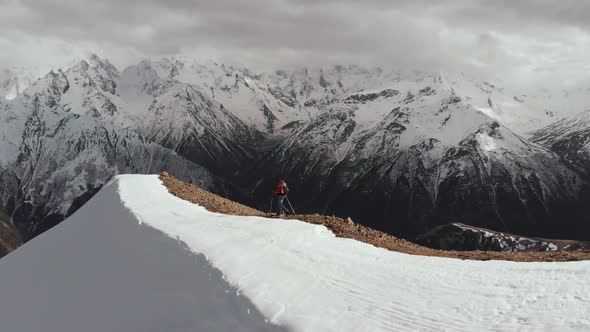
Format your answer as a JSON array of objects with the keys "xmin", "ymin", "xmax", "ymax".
[{"xmin": 1, "ymin": 0, "xmax": 589, "ymax": 88}]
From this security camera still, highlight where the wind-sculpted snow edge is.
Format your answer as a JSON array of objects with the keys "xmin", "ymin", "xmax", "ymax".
[
  {"xmin": 159, "ymin": 172, "xmax": 590, "ymax": 262},
  {"xmin": 115, "ymin": 174, "xmax": 590, "ymax": 331}
]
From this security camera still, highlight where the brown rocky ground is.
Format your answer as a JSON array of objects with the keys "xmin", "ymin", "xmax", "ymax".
[
  {"xmin": 0, "ymin": 213, "xmax": 22, "ymax": 257},
  {"xmin": 160, "ymin": 172, "xmax": 590, "ymax": 262}
]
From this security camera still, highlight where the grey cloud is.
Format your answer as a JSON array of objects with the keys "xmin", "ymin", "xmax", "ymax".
[{"xmin": 1, "ymin": 0, "xmax": 589, "ymax": 88}]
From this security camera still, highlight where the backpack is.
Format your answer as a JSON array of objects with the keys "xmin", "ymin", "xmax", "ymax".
[{"xmin": 274, "ymin": 180, "xmax": 288, "ymax": 195}]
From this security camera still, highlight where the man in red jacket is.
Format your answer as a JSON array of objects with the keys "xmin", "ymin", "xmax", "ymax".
[{"xmin": 274, "ymin": 179, "xmax": 290, "ymax": 215}]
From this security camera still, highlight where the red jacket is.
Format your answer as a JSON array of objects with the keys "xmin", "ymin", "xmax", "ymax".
[{"xmin": 274, "ymin": 180, "xmax": 289, "ymax": 196}]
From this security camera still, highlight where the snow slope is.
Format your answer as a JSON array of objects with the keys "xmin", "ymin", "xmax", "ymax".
[
  {"xmin": 532, "ymin": 110, "xmax": 590, "ymax": 171},
  {"xmin": 4, "ymin": 174, "xmax": 584, "ymax": 331},
  {"xmin": 121, "ymin": 175, "xmax": 590, "ymax": 331},
  {"xmin": 0, "ymin": 176, "xmax": 286, "ymax": 332}
]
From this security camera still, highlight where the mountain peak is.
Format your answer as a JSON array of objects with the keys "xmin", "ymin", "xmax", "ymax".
[
  {"xmin": 87, "ymin": 53, "xmax": 116, "ymax": 69},
  {"xmin": 67, "ymin": 54, "xmax": 119, "ymax": 79}
]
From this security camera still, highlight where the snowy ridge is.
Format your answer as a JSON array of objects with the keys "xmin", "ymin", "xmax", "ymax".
[
  {"xmin": 442, "ymin": 73, "xmax": 560, "ymax": 134},
  {"xmin": 0, "ymin": 176, "xmax": 284, "ymax": 332},
  {"xmin": 532, "ymin": 109, "xmax": 590, "ymax": 169},
  {"xmin": 123, "ymin": 57, "xmax": 317, "ymax": 134},
  {"xmin": 416, "ymin": 223, "xmax": 583, "ymax": 252},
  {"xmin": 450, "ymin": 223, "xmax": 560, "ymax": 251},
  {"xmin": 59, "ymin": 175, "xmax": 590, "ymax": 331}
]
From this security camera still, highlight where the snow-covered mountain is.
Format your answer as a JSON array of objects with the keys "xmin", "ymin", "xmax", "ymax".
[
  {"xmin": 443, "ymin": 75, "xmax": 556, "ymax": 133},
  {"xmin": 0, "ymin": 56, "xmax": 231, "ymax": 239},
  {"xmin": 2, "ymin": 175, "xmax": 588, "ymax": 331},
  {"xmin": 2, "ymin": 54, "xmax": 590, "ymax": 244},
  {"xmin": 118, "ymin": 59, "xmax": 263, "ymax": 173},
  {"xmin": 532, "ymin": 110, "xmax": 590, "ymax": 175},
  {"xmin": 119, "ymin": 58, "xmax": 317, "ymax": 134},
  {"xmin": 249, "ymin": 72, "xmax": 587, "ymax": 239}
]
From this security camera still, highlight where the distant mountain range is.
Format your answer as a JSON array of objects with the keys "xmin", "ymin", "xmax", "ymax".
[{"xmin": 1, "ymin": 54, "xmax": 590, "ymax": 246}]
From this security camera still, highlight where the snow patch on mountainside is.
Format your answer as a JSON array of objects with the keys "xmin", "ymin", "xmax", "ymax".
[
  {"xmin": 0, "ymin": 67, "xmax": 46, "ymax": 100},
  {"xmin": 476, "ymin": 132, "xmax": 498, "ymax": 151},
  {"xmin": 443, "ymin": 73, "xmax": 567, "ymax": 134},
  {"xmin": 4, "ymin": 83, "xmax": 17, "ymax": 100},
  {"xmin": 532, "ymin": 110, "xmax": 590, "ymax": 179}
]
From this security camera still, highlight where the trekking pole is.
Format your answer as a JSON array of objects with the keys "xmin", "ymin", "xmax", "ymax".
[
  {"xmin": 269, "ymin": 195, "xmax": 274, "ymax": 214},
  {"xmin": 286, "ymin": 196, "xmax": 296, "ymax": 214}
]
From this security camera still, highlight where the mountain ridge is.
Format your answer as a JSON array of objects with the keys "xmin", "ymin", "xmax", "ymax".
[
  {"xmin": 160, "ymin": 172, "xmax": 590, "ymax": 261},
  {"xmin": 2, "ymin": 54, "xmax": 590, "ymax": 246}
]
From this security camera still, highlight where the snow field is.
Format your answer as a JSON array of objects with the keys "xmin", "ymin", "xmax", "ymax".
[{"xmin": 119, "ymin": 175, "xmax": 590, "ymax": 332}]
